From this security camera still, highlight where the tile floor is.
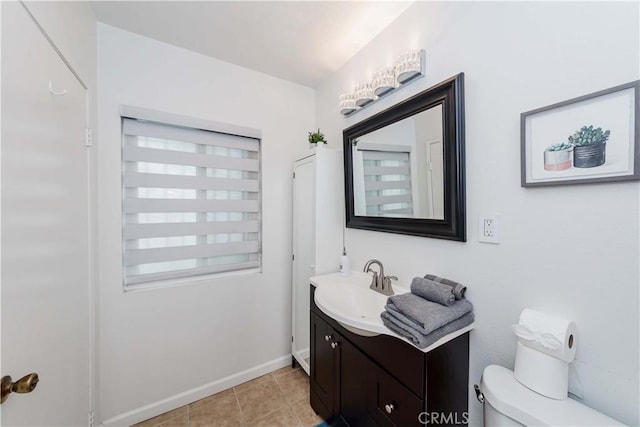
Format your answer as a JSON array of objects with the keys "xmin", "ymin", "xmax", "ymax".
[{"xmin": 134, "ymin": 366, "xmax": 323, "ymax": 427}]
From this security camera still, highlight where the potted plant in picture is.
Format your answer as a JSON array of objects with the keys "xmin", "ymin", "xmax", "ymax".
[
  {"xmin": 543, "ymin": 142, "xmax": 573, "ymax": 171},
  {"xmin": 308, "ymin": 129, "xmax": 327, "ymax": 148},
  {"xmin": 568, "ymin": 125, "xmax": 611, "ymax": 168}
]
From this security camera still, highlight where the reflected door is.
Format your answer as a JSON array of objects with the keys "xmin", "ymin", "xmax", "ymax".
[{"xmin": 428, "ymin": 140, "xmax": 444, "ymax": 219}]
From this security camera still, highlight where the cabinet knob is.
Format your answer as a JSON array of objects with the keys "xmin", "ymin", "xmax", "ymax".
[
  {"xmin": 331, "ymin": 342, "xmax": 339, "ymax": 349},
  {"xmin": 324, "ymin": 335, "xmax": 333, "ymax": 342},
  {"xmin": 384, "ymin": 403, "xmax": 394, "ymax": 414}
]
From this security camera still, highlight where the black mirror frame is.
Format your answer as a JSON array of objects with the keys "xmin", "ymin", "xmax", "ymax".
[{"xmin": 343, "ymin": 73, "xmax": 466, "ymax": 241}]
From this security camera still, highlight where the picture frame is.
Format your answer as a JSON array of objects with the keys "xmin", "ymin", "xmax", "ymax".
[{"xmin": 521, "ymin": 80, "xmax": 639, "ymax": 187}]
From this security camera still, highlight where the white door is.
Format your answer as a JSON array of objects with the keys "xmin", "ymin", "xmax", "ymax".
[
  {"xmin": 427, "ymin": 140, "xmax": 444, "ymax": 219},
  {"xmin": 291, "ymin": 156, "xmax": 315, "ymax": 375},
  {"xmin": 1, "ymin": 3, "xmax": 91, "ymax": 425}
]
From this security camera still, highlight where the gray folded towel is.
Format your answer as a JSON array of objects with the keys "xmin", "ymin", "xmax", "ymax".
[
  {"xmin": 386, "ymin": 293, "xmax": 473, "ymax": 335},
  {"xmin": 424, "ymin": 274, "xmax": 466, "ymax": 299},
  {"xmin": 410, "ymin": 277, "xmax": 455, "ymax": 306},
  {"xmin": 381, "ymin": 311, "xmax": 474, "ymax": 348}
]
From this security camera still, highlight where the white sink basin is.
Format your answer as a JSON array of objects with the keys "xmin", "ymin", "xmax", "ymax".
[
  {"xmin": 311, "ymin": 271, "xmax": 475, "ymax": 352},
  {"xmin": 311, "ymin": 271, "xmax": 409, "ymax": 337}
]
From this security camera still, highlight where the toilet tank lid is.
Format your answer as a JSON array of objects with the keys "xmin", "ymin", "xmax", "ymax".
[{"xmin": 481, "ymin": 365, "xmax": 624, "ymax": 427}]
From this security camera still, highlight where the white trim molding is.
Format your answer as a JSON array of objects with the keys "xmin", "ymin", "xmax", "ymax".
[{"xmin": 100, "ymin": 355, "xmax": 291, "ymax": 426}]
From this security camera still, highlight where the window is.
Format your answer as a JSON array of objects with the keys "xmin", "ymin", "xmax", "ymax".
[
  {"xmin": 360, "ymin": 146, "xmax": 413, "ymax": 217},
  {"xmin": 122, "ymin": 116, "xmax": 261, "ymax": 288}
]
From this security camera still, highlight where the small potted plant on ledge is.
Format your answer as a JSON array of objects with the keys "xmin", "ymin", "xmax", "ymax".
[
  {"xmin": 543, "ymin": 142, "xmax": 573, "ymax": 171},
  {"xmin": 568, "ymin": 125, "xmax": 611, "ymax": 168},
  {"xmin": 308, "ymin": 129, "xmax": 327, "ymax": 148}
]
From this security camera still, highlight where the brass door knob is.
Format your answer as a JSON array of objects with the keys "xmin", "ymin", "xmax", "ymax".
[{"xmin": 1, "ymin": 373, "xmax": 39, "ymax": 404}]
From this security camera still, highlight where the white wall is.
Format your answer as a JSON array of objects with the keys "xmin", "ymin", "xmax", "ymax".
[
  {"xmin": 316, "ymin": 2, "xmax": 639, "ymax": 425},
  {"xmin": 97, "ymin": 24, "xmax": 315, "ymax": 424}
]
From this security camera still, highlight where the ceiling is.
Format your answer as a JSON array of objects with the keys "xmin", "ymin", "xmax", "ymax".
[{"xmin": 90, "ymin": 1, "xmax": 413, "ymax": 88}]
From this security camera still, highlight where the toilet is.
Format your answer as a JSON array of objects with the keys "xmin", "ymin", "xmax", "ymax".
[{"xmin": 479, "ymin": 365, "xmax": 624, "ymax": 426}]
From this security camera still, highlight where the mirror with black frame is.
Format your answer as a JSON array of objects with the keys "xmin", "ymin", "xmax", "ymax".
[{"xmin": 343, "ymin": 73, "xmax": 466, "ymax": 241}]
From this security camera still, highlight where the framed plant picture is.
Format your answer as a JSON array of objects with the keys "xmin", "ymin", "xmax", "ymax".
[{"xmin": 521, "ymin": 80, "xmax": 639, "ymax": 187}]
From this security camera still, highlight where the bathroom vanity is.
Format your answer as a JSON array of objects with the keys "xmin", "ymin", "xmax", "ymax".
[{"xmin": 309, "ymin": 277, "xmax": 471, "ymax": 427}]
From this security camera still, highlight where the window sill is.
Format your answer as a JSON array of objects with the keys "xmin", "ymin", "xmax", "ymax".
[{"xmin": 123, "ymin": 267, "xmax": 262, "ymax": 293}]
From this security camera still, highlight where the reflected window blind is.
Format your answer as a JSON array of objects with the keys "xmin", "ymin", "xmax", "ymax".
[
  {"xmin": 361, "ymin": 149, "xmax": 413, "ymax": 217},
  {"xmin": 122, "ymin": 118, "xmax": 261, "ymax": 287}
]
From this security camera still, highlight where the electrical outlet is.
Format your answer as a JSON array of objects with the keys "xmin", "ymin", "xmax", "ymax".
[
  {"xmin": 479, "ymin": 215, "xmax": 500, "ymax": 244},
  {"xmin": 484, "ymin": 219, "xmax": 495, "ymax": 237}
]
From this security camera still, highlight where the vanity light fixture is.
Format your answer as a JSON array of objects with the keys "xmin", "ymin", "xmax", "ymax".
[
  {"xmin": 339, "ymin": 93, "xmax": 357, "ymax": 115},
  {"xmin": 372, "ymin": 67, "xmax": 397, "ymax": 97},
  {"xmin": 354, "ymin": 81, "xmax": 375, "ymax": 107},
  {"xmin": 339, "ymin": 49, "xmax": 425, "ymax": 117},
  {"xmin": 395, "ymin": 50, "xmax": 424, "ymax": 84}
]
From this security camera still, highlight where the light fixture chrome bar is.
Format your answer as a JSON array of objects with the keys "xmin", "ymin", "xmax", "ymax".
[{"xmin": 338, "ymin": 49, "xmax": 425, "ymax": 117}]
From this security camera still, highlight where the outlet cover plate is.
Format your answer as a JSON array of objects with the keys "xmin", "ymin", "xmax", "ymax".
[{"xmin": 479, "ymin": 214, "xmax": 500, "ymax": 244}]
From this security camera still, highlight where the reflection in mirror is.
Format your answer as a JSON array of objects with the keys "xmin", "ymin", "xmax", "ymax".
[
  {"xmin": 352, "ymin": 105, "xmax": 443, "ymax": 219},
  {"xmin": 343, "ymin": 73, "xmax": 465, "ymax": 241}
]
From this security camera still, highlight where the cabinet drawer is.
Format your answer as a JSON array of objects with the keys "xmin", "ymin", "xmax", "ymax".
[
  {"xmin": 370, "ymin": 366, "xmax": 424, "ymax": 427},
  {"xmin": 342, "ymin": 326, "xmax": 425, "ymax": 398}
]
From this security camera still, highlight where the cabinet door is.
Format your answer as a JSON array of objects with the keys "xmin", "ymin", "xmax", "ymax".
[
  {"xmin": 368, "ymin": 366, "xmax": 424, "ymax": 427},
  {"xmin": 291, "ymin": 157, "xmax": 316, "ymax": 374},
  {"xmin": 339, "ymin": 338, "xmax": 377, "ymax": 427},
  {"xmin": 310, "ymin": 312, "xmax": 339, "ymax": 420}
]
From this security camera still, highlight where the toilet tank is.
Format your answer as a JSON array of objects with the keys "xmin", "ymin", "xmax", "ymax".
[
  {"xmin": 481, "ymin": 365, "xmax": 624, "ymax": 427},
  {"xmin": 484, "ymin": 400, "xmax": 524, "ymax": 427}
]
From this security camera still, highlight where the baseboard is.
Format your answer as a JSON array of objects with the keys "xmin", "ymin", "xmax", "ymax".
[
  {"xmin": 299, "ymin": 347, "xmax": 309, "ymax": 360},
  {"xmin": 292, "ymin": 347, "xmax": 309, "ymax": 362},
  {"xmin": 100, "ymin": 354, "xmax": 291, "ymax": 426},
  {"xmin": 293, "ymin": 347, "xmax": 311, "ymax": 375}
]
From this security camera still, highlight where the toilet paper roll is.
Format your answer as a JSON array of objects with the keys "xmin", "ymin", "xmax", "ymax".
[
  {"xmin": 512, "ymin": 309, "xmax": 577, "ymax": 363},
  {"xmin": 514, "ymin": 341, "xmax": 569, "ymax": 399}
]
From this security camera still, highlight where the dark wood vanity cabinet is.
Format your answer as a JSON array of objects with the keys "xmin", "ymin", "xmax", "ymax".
[
  {"xmin": 310, "ymin": 310, "xmax": 340, "ymax": 420},
  {"xmin": 310, "ymin": 285, "xmax": 470, "ymax": 427}
]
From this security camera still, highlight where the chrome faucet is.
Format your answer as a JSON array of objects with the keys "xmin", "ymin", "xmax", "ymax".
[{"xmin": 363, "ymin": 259, "xmax": 397, "ymax": 296}]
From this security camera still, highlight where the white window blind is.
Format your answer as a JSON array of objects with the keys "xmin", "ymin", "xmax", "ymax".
[
  {"xmin": 122, "ymin": 118, "xmax": 261, "ymax": 287},
  {"xmin": 361, "ymin": 147, "xmax": 413, "ymax": 217}
]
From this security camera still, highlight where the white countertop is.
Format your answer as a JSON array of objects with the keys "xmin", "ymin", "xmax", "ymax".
[{"xmin": 310, "ymin": 271, "xmax": 474, "ymax": 353}]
